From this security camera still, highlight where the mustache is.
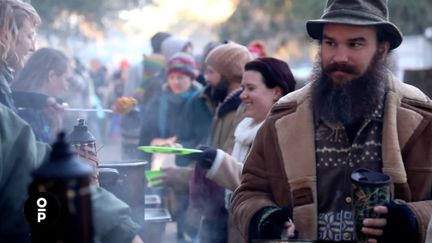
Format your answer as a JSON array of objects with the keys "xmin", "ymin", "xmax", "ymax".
[
  {"xmin": 312, "ymin": 51, "xmax": 389, "ymax": 126},
  {"xmin": 324, "ymin": 63, "xmax": 358, "ymax": 75}
]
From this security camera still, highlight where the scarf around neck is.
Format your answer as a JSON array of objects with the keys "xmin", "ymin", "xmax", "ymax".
[
  {"xmin": 232, "ymin": 117, "xmax": 264, "ymax": 162},
  {"xmin": 158, "ymin": 86, "xmax": 199, "ymax": 137}
]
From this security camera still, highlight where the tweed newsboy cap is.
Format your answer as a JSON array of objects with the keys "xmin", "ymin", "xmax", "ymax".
[
  {"xmin": 205, "ymin": 43, "xmax": 253, "ymax": 82},
  {"xmin": 306, "ymin": 0, "xmax": 403, "ymax": 50}
]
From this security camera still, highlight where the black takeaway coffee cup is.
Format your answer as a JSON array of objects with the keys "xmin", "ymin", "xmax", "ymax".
[{"xmin": 351, "ymin": 168, "xmax": 391, "ymax": 243}]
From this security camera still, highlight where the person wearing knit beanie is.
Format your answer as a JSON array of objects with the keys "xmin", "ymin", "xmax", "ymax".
[
  {"xmin": 167, "ymin": 52, "xmax": 197, "ymax": 79},
  {"xmin": 205, "ymin": 43, "xmax": 253, "ymax": 83},
  {"xmin": 184, "ymin": 43, "xmax": 252, "ymax": 243},
  {"xmin": 166, "ymin": 52, "xmax": 198, "ymax": 93},
  {"xmin": 140, "ymin": 52, "xmax": 202, "ymax": 243}
]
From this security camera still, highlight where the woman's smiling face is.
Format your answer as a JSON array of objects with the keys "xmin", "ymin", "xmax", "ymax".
[{"xmin": 240, "ymin": 70, "xmax": 282, "ymax": 122}]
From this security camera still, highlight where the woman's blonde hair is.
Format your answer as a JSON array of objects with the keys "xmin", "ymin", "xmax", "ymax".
[{"xmin": 0, "ymin": 0, "xmax": 41, "ymax": 63}]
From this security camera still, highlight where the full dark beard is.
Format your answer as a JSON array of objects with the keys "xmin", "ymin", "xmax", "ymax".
[
  {"xmin": 311, "ymin": 52, "xmax": 390, "ymax": 126},
  {"xmin": 208, "ymin": 76, "xmax": 229, "ymax": 103}
]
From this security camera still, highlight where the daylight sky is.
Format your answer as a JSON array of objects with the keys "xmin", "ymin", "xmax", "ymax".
[{"xmin": 118, "ymin": 0, "xmax": 237, "ymax": 36}]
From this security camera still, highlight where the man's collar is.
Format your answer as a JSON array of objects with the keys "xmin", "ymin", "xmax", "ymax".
[{"xmin": 220, "ymin": 87, "xmax": 243, "ymax": 105}]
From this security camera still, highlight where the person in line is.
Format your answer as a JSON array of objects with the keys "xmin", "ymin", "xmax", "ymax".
[
  {"xmin": 176, "ymin": 41, "xmax": 222, "ymax": 166},
  {"xmin": 189, "ymin": 42, "xmax": 253, "ymax": 243},
  {"xmin": 189, "ymin": 57, "xmax": 296, "ymax": 193},
  {"xmin": 184, "ymin": 57, "xmax": 296, "ymax": 243},
  {"xmin": 125, "ymin": 31, "xmax": 171, "ymax": 102},
  {"xmin": 231, "ymin": 0, "xmax": 432, "ymax": 242},
  {"xmin": 138, "ymin": 52, "xmax": 202, "ymax": 242},
  {"xmin": 138, "ymin": 52, "xmax": 202, "ymax": 159},
  {"xmin": 194, "ymin": 41, "xmax": 222, "ymax": 86},
  {"xmin": 153, "ymin": 41, "xmax": 221, "ymax": 242}
]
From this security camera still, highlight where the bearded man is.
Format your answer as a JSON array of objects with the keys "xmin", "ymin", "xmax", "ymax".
[
  {"xmin": 186, "ymin": 43, "xmax": 253, "ymax": 243},
  {"xmin": 231, "ymin": 0, "xmax": 432, "ymax": 243}
]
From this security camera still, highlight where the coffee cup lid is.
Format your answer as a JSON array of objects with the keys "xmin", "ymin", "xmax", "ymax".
[{"xmin": 351, "ymin": 168, "xmax": 391, "ymax": 186}]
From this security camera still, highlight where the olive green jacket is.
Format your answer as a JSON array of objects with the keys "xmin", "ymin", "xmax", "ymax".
[{"xmin": 0, "ymin": 103, "xmax": 47, "ymax": 239}]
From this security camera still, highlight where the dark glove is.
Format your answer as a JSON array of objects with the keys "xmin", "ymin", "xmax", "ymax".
[
  {"xmin": 180, "ymin": 145, "xmax": 217, "ymax": 169},
  {"xmin": 249, "ymin": 207, "xmax": 292, "ymax": 240},
  {"xmin": 379, "ymin": 200, "xmax": 418, "ymax": 243}
]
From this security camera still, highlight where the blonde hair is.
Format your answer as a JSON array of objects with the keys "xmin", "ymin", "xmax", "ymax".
[{"xmin": 0, "ymin": 0, "xmax": 41, "ymax": 64}]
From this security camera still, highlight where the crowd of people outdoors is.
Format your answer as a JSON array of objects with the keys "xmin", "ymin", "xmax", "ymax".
[{"xmin": 1, "ymin": 0, "xmax": 432, "ymax": 243}]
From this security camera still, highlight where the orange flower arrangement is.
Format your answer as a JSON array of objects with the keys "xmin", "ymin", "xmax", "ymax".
[{"xmin": 111, "ymin": 96, "xmax": 138, "ymax": 114}]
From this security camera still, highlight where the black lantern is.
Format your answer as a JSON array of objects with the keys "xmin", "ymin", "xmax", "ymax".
[
  {"xmin": 67, "ymin": 119, "xmax": 99, "ymax": 186},
  {"xmin": 28, "ymin": 132, "xmax": 94, "ymax": 243}
]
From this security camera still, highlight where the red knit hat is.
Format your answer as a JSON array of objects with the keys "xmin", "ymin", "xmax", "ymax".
[{"xmin": 166, "ymin": 52, "xmax": 197, "ymax": 79}]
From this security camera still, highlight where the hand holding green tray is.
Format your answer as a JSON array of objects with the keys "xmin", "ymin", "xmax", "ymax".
[{"xmin": 137, "ymin": 146, "xmax": 203, "ymax": 155}]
